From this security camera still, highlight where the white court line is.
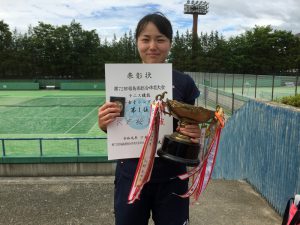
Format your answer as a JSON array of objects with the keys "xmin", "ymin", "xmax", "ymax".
[
  {"xmin": 87, "ymin": 122, "xmax": 99, "ymax": 134},
  {"xmin": 38, "ymin": 106, "xmax": 59, "ymax": 116},
  {"xmin": 64, "ymin": 106, "xmax": 98, "ymax": 134},
  {"xmin": 11, "ymin": 116, "xmax": 81, "ymax": 119}
]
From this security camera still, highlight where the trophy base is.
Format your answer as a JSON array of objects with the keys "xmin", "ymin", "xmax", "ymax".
[{"xmin": 157, "ymin": 135, "xmax": 200, "ymax": 166}]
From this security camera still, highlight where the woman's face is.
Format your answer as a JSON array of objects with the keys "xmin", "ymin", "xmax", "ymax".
[{"xmin": 137, "ymin": 22, "xmax": 171, "ymax": 64}]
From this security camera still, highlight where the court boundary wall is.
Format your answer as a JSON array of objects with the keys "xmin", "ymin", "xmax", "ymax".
[
  {"xmin": 0, "ymin": 80, "xmax": 105, "ymax": 90},
  {"xmin": 0, "ymin": 161, "xmax": 116, "ymax": 176},
  {"xmin": 0, "ymin": 155, "xmax": 116, "ymax": 176},
  {"xmin": 213, "ymin": 100, "xmax": 300, "ymax": 215},
  {"xmin": 0, "ymin": 82, "xmax": 39, "ymax": 90}
]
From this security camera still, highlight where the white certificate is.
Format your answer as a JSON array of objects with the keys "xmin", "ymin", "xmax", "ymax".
[{"xmin": 105, "ymin": 63, "xmax": 173, "ymax": 160}]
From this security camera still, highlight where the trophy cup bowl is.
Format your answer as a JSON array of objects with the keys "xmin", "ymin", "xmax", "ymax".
[{"xmin": 157, "ymin": 99, "xmax": 215, "ymax": 166}]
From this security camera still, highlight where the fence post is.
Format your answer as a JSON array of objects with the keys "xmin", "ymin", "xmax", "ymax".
[
  {"xmin": 216, "ymin": 73, "xmax": 219, "ymax": 104},
  {"xmin": 255, "ymin": 74, "xmax": 258, "ymax": 98},
  {"xmin": 223, "ymin": 73, "xmax": 226, "ymax": 91},
  {"xmin": 216, "ymin": 88, "xmax": 219, "ymax": 106},
  {"xmin": 1, "ymin": 139, "xmax": 5, "ymax": 157},
  {"xmin": 271, "ymin": 74, "xmax": 275, "ymax": 101},
  {"xmin": 39, "ymin": 139, "xmax": 43, "ymax": 156},
  {"xmin": 204, "ymin": 72, "xmax": 207, "ymax": 86},
  {"xmin": 242, "ymin": 73, "xmax": 245, "ymax": 95},
  {"xmin": 232, "ymin": 73, "xmax": 235, "ymax": 94},
  {"xmin": 296, "ymin": 73, "xmax": 299, "ymax": 96},
  {"xmin": 77, "ymin": 139, "xmax": 80, "ymax": 156},
  {"xmin": 204, "ymin": 86, "xmax": 207, "ymax": 108},
  {"xmin": 232, "ymin": 93, "xmax": 235, "ymax": 115}
]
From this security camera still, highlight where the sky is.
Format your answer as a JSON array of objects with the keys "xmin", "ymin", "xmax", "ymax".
[{"xmin": 1, "ymin": 0, "xmax": 300, "ymax": 41}]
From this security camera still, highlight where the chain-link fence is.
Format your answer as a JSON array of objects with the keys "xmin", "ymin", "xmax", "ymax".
[{"xmin": 187, "ymin": 72, "xmax": 299, "ymax": 115}]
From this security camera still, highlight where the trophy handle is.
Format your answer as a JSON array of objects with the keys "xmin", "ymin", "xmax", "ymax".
[{"xmin": 155, "ymin": 91, "xmax": 167, "ymax": 101}]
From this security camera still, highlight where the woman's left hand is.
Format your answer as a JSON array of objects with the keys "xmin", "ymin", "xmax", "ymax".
[{"xmin": 177, "ymin": 124, "xmax": 201, "ymax": 144}]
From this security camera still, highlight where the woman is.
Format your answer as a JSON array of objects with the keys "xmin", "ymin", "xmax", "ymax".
[{"xmin": 98, "ymin": 12, "xmax": 201, "ymax": 225}]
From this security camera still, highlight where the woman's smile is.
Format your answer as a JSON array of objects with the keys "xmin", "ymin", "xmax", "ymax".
[{"xmin": 137, "ymin": 22, "xmax": 171, "ymax": 64}]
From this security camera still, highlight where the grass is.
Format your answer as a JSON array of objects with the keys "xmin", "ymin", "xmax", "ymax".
[{"xmin": 276, "ymin": 94, "xmax": 300, "ymax": 108}]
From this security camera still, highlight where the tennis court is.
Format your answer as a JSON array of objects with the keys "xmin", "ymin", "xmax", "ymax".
[
  {"xmin": 0, "ymin": 90, "xmax": 107, "ymax": 157},
  {"xmin": 189, "ymin": 72, "xmax": 299, "ymax": 100},
  {"xmin": 223, "ymin": 85, "xmax": 298, "ymax": 99}
]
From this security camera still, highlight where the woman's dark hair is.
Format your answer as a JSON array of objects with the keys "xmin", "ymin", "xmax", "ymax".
[{"xmin": 135, "ymin": 12, "xmax": 173, "ymax": 43}]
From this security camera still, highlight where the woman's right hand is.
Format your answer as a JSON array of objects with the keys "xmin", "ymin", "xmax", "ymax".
[{"xmin": 98, "ymin": 102, "xmax": 121, "ymax": 132}]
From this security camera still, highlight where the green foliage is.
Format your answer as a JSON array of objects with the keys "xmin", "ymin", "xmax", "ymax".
[
  {"xmin": 228, "ymin": 25, "xmax": 300, "ymax": 74},
  {"xmin": 169, "ymin": 25, "xmax": 300, "ymax": 74},
  {"xmin": 0, "ymin": 20, "xmax": 12, "ymax": 50},
  {"xmin": 0, "ymin": 20, "xmax": 13, "ymax": 77},
  {"xmin": 0, "ymin": 19, "xmax": 300, "ymax": 79},
  {"xmin": 278, "ymin": 94, "xmax": 300, "ymax": 108}
]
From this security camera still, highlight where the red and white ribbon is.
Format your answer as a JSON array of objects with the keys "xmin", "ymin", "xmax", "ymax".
[
  {"xmin": 128, "ymin": 101, "xmax": 224, "ymax": 204},
  {"xmin": 176, "ymin": 115, "xmax": 223, "ymax": 202},
  {"xmin": 128, "ymin": 100, "xmax": 162, "ymax": 204}
]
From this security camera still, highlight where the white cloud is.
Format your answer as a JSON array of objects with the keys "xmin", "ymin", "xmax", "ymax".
[{"xmin": 0, "ymin": 0, "xmax": 299, "ymax": 41}]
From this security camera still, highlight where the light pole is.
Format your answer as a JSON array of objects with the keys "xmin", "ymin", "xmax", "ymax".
[
  {"xmin": 184, "ymin": 0, "xmax": 209, "ymax": 70},
  {"xmin": 184, "ymin": 0, "xmax": 209, "ymax": 40}
]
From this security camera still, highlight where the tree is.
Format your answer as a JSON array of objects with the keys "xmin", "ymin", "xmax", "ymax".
[
  {"xmin": 169, "ymin": 30, "xmax": 195, "ymax": 71},
  {"xmin": 0, "ymin": 20, "xmax": 12, "ymax": 51},
  {"xmin": 1, "ymin": 19, "xmax": 299, "ymax": 79},
  {"xmin": 0, "ymin": 20, "xmax": 12, "ymax": 78}
]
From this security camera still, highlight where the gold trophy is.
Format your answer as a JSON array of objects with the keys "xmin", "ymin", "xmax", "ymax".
[{"xmin": 156, "ymin": 92, "xmax": 217, "ymax": 166}]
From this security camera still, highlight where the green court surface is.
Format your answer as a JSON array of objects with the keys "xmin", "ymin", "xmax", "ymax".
[
  {"xmin": 0, "ymin": 90, "xmax": 107, "ymax": 158},
  {"xmin": 221, "ymin": 85, "xmax": 299, "ymax": 100}
]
